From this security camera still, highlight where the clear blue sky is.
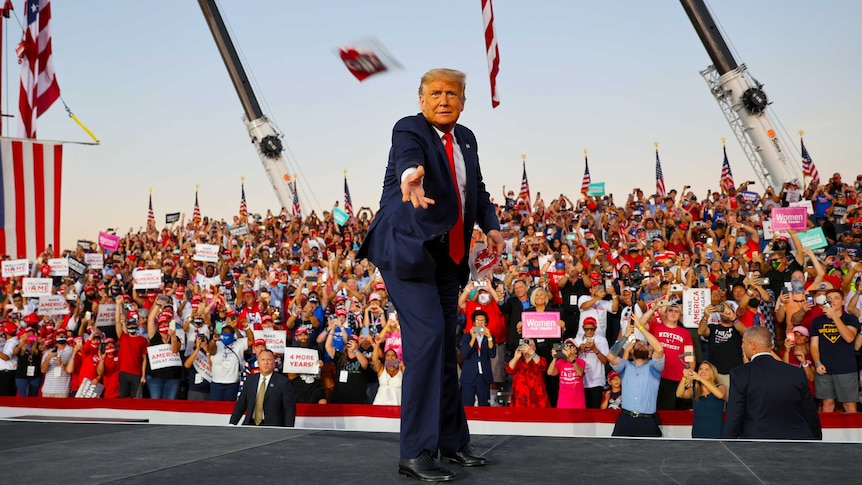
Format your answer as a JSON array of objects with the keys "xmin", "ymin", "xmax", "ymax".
[{"xmin": 8, "ymin": 0, "xmax": 859, "ymax": 249}]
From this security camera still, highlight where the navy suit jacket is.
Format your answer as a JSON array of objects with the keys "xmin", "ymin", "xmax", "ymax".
[
  {"xmin": 723, "ymin": 355, "xmax": 821, "ymax": 440},
  {"xmin": 229, "ymin": 372, "xmax": 296, "ymax": 427},
  {"xmin": 358, "ymin": 114, "xmax": 499, "ymax": 281},
  {"xmin": 459, "ymin": 333, "xmax": 497, "ymax": 385}
]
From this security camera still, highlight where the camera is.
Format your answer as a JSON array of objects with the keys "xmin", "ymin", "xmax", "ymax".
[
  {"xmin": 472, "ymin": 326, "xmax": 484, "ymax": 335},
  {"xmin": 552, "ymin": 343, "xmax": 563, "ymax": 352},
  {"xmin": 669, "ymin": 284, "xmax": 683, "ymax": 292}
]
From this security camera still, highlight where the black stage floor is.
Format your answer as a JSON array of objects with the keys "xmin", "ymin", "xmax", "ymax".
[{"xmin": 1, "ymin": 419, "xmax": 857, "ymax": 484}]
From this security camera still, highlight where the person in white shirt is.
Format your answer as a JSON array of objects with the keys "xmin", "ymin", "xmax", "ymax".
[{"xmin": 207, "ymin": 325, "xmax": 253, "ymax": 401}]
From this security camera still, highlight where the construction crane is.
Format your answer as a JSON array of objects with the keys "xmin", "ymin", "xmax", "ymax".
[
  {"xmin": 681, "ymin": 0, "xmax": 802, "ymax": 190},
  {"xmin": 198, "ymin": 0, "xmax": 294, "ymax": 209}
]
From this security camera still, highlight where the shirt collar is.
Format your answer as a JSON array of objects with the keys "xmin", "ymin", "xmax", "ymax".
[{"xmin": 750, "ymin": 351, "xmax": 773, "ymax": 361}]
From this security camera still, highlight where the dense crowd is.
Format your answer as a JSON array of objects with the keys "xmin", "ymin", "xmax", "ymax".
[{"xmin": 1, "ymin": 170, "xmax": 861, "ymax": 429}]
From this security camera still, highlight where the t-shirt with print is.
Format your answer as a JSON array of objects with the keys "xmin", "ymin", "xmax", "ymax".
[
  {"xmin": 555, "ymin": 357, "xmax": 586, "ymax": 409},
  {"xmin": 649, "ymin": 321, "xmax": 693, "ymax": 381},
  {"xmin": 811, "ymin": 312, "xmax": 860, "ymax": 375}
]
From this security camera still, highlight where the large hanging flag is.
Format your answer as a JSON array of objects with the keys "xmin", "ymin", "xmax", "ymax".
[
  {"xmin": 147, "ymin": 191, "xmax": 155, "ymax": 228},
  {"xmin": 518, "ymin": 160, "xmax": 531, "ymax": 213},
  {"xmin": 800, "ymin": 135, "xmax": 819, "ymax": 186},
  {"xmin": 481, "ymin": 0, "xmax": 500, "ymax": 108},
  {"xmin": 720, "ymin": 143, "xmax": 735, "ymax": 194},
  {"xmin": 0, "ymin": 139, "xmax": 63, "ymax": 260},
  {"xmin": 581, "ymin": 152, "xmax": 591, "ymax": 195},
  {"xmin": 654, "ymin": 145, "xmax": 666, "ymax": 198},
  {"xmin": 343, "ymin": 172, "xmax": 354, "ymax": 217},
  {"xmin": 239, "ymin": 179, "xmax": 248, "ymax": 219},
  {"xmin": 18, "ymin": 0, "xmax": 61, "ymax": 139},
  {"xmin": 291, "ymin": 181, "xmax": 301, "ymax": 218},
  {"xmin": 193, "ymin": 186, "xmax": 201, "ymax": 224}
]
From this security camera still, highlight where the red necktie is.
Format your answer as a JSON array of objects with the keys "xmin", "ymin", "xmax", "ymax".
[{"xmin": 443, "ymin": 133, "xmax": 465, "ymax": 263}]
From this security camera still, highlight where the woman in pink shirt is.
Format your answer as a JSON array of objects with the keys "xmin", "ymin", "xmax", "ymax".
[{"xmin": 547, "ymin": 338, "xmax": 586, "ymax": 409}]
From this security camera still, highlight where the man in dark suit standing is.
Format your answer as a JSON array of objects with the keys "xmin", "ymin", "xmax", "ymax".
[
  {"xmin": 230, "ymin": 350, "xmax": 296, "ymax": 427},
  {"xmin": 724, "ymin": 327, "xmax": 821, "ymax": 440},
  {"xmin": 460, "ymin": 310, "xmax": 496, "ymax": 406},
  {"xmin": 358, "ymin": 68, "xmax": 503, "ymax": 482}
]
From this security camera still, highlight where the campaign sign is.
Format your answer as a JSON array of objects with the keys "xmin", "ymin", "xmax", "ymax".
[
  {"xmin": 521, "ymin": 311, "xmax": 561, "ymax": 339},
  {"xmin": 739, "ymin": 190, "xmax": 759, "ymax": 203},
  {"xmin": 796, "ymin": 227, "xmax": 828, "ymax": 250},
  {"xmin": 283, "ymin": 347, "xmax": 320, "ymax": 374},
  {"xmin": 193, "ymin": 351, "xmax": 213, "ymax": 382},
  {"xmin": 67, "ymin": 256, "xmax": 87, "ymax": 277},
  {"xmin": 469, "ymin": 242, "xmax": 499, "ymax": 281},
  {"xmin": 228, "ymin": 224, "xmax": 248, "ymax": 236},
  {"xmin": 193, "ymin": 244, "xmax": 220, "ymax": 262},
  {"xmin": 682, "ymin": 288, "xmax": 710, "ymax": 329},
  {"xmin": 165, "ymin": 212, "xmax": 181, "ymax": 224},
  {"xmin": 587, "ymin": 182, "xmax": 606, "ymax": 197},
  {"xmin": 22, "ymin": 278, "xmax": 53, "ymax": 297},
  {"xmin": 77, "ymin": 240, "xmax": 92, "ymax": 251},
  {"xmin": 48, "ymin": 258, "xmax": 69, "ymax": 277},
  {"xmin": 37, "ymin": 295, "xmax": 70, "ymax": 316},
  {"xmin": 1, "ymin": 259, "xmax": 29, "ymax": 277},
  {"xmin": 332, "ymin": 206, "xmax": 350, "ymax": 226},
  {"xmin": 134, "ymin": 269, "xmax": 163, "ymax": 289},
  {"xmin": 789, "ymin": 199, "xmax": 815, "ymax": 215},
  {"xmin": 98, "ymin": 231, "xmax": 120, "ymax": 252},
  {"xmin": 95, "ymin": 303, "xmax": 117, "ymax": 328},
  {"xmin": 771, "ymin": 207, "xmax": 808, "ymax": 230},
  {"xmin": 85, "ymin": 253, "xmax": 104, "ymax": 269},
  {"xmin": 147, "ymin": 344, "xmax": 182, "ymax": 370},
  {"xmin": 75, "ymin": 378, "xmax": 105, "ymax": 398},
  {"xmin": 261, "ymin": 329, "xmax": 287, "ymax": 353}
]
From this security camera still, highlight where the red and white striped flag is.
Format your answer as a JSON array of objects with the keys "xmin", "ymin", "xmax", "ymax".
[
  {"xmin": 147, "ymin": 192, "xmax": 155, "ymax": 228},
  {"xmin": 18, "ymin": 0, "xmax": 60, "ymax": 139},
  {"xmin": 581, "ymin": 154, "xmax": 591, "ymax": 195},
  {"xmin": 655, "ymin": 148, "xmax": 666, "ymax": 198},
  {"xmin": 518, "ymin": 161, "xmax": 531, "ymax": 213},
  {"xmin": 481, "ymin": 0, "xmax": 500, "ymax": 108},
  {"xmin": 0, "ymin": 139, "xmax": 63, "ymax": 259},
  {"xmin": 239, "ymin": 181, "xmax": 248, "ymax": 219},
  {"xmin": 193, "ymin": 188, "xmax": 201, "ymax": 224},
  {"xmin": 800, "ymin": 137, "xmax": 819, "ymax": 186},
  {"xmin": 719, "ymin": 145, "xmax": 735, "ymax": 194},
  {"xmin": 291, "ymin": 181, "xmax": 301, "ymax": 218}
]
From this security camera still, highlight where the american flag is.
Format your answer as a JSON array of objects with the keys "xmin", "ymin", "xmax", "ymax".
[
  {"xmin": 18, "ymin": 0, "xmax": 60, "ymax": 139},
  {"xmin": 239, "ymin": 181, "xmax": 248, "ymax": 219},
  {"xmin": 344, "ymin": 175, "xmax": 354, "ymax": 216},
  {"xmin": 147, "ymin": 192, "xmax": 155, "ymax": 228},
  {"xmin": 581, "ymin": 154, "xmax": 591, "ymax": 195},
  {"xmin": 193, "ymin": 188, "xmax": 201, "ymax": 224},
  {"xmin": 655, "ymin": 148, "xmax": 666, "ymax": 198},
  {"xmin": 800, "ymin": 137, "xmax": 819, "ymax": 186},
  {"xmin": 518, "ymin": 161, "xmax": 531, "ymax": 213},
  {"xmin": 0, "ymin": 139, "xmax": 63, "ymax": 260},
  {"xmin": 291, "ymin": 181, "xmax": 301, "ymax": 217},
  {"xmin": 720, "ymin": 145, "xmax": 735, "ymax": 194},
  {"xmin": 481, "ymin": 0, "xmax": 500, "ymax": 108}
]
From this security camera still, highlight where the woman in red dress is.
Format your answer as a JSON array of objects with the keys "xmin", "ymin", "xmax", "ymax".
[{"xmin": 505, "ymin": 338, "xmax": 550, "ymax": 408}]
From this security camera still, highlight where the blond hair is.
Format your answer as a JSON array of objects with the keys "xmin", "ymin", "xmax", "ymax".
[
  {"xmin": 418, "ymin": 68, "xmax": 466, "ymax": 99},
  {"xmin": 693, "ymin": 360, "xmax": 721, "ymax": 402}
]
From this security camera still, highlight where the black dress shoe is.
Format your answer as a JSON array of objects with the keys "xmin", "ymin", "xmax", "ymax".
[
  {"xmin": 399, "ymin": 450, "xmax": 456, "ymax": 482},
  {"xmin": 441, "ymin": 444, "xmax": 489, "ymax": 467}
]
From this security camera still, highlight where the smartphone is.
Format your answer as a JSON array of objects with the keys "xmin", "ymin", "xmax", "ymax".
[
  {"xmin": 714, "ymin": 303, "xmax": 725, "ymax": 314},
  {"xmin": 669, "ymin": 284, "xmax": 684, "ymax": 292},
  {"xmin": 784, "ymin": 282, "xmax": 793, "ymax": 292},
  {"xmin": 786, "ymin": 331, "xmax": 796, "ymax": 346},
  {"xmin": 169, "ymin": 320, "xmax": 176, "ymax": 332},
  {"xmin": 706, "ymin": 237, "xmax": 714, "ymax": 245},
  {"xmin": 84, "ymin": 311, "xmax": 92, "ymax": 320},
  {"xmin": 99, "ymin": 342, "xmax": 107, "ymax": 354},
  {"xmin": 307, "ymin": 276, "xmax": 318, "ymax": 283}
]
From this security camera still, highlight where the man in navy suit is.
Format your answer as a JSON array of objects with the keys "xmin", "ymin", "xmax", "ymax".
[
  {"xmin": 460, "ymin": 310, "xmax": 497, "ymax": 406},
  {"xmin": 358, "ymin": 68, "xmax": 503, "ymax": 482},
  {"xmin": 229, "ymin": 350, "xmax": 296, "ymax": 427},
  {"xmin": 724, "ymin": 327, "xmax": 821, "ymax": 440}
]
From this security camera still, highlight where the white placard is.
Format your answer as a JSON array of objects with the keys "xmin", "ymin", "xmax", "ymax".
[
  {"xmin": 282, "ymin": 347, "xmax": 320, "ymax": 374},
  {"xmin": 193, "ymin": 350, "xmax": 213, "ymax": 382},
  {"xmin": 37, "ymin": 295, "xmax": 70, "ymax": 315},
  {"xmin": 789, "ymin": 199, "xmax": 814, "ymax": 215},
  {"xmin": 229, "ymin": 224, "xmax": 248, "ymax": 236},
  {"xmin": 95, "ymin": 303, "xmax": 117, "ymax": 328},
  {"xmin": 22, "ymin": 277, "xmax": 53, "ymax": 297},
  {"xmin": 48, "ymin": 258, "xmax": 69, "ymax": 277},
  {"xmin": 147, "ymin": 343, "xmax": 182, "ymax": 370},
  {"xmin": 85, "ymin": 253, "xmax": 104, "ymax": 269},
  {"xmin": 1, "ymin": 259, "xmax": 29, "ymax": 277},
  {"xmin": 682, "ymin": 288, "xmax": 711, "ymax": 329},
  {"xmin": 193, "ymin": 244, "xmax": 220, "ymax": 262},
  {"xmin": 133, "ymin": 269, "xmax": 164, "ymax": 289},
  {"xmin": 261, "ymin": 329, "xmax": 287, "ymax": 353}
]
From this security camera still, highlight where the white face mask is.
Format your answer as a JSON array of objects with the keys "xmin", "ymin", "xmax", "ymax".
[{"xmin": 477, "ymin": 294, "xmax": 491, "ymax": 305}]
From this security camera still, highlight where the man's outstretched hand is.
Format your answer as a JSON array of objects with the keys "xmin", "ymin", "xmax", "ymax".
[{"xmin": 401, "ymin": 166, "xmax": 436, "ymax": 209}]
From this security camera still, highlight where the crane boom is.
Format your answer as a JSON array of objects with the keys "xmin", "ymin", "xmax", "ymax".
[
  {"xmin": 198, "ymin": 0, "xmax": 295, "ymax": 209},
  {"xmin": 680, "ymin": 0, "xmax": 802, "ymax": 190}
]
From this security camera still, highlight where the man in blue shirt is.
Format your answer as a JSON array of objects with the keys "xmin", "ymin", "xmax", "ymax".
[{"xmin": 606, "ymin": 311, "xmax": 665, "ymax": 437}]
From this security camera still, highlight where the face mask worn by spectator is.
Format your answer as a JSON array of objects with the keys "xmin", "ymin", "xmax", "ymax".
[{"xmin": 221, "ymin": 333, "xmax": 236, "ymax": 345}]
